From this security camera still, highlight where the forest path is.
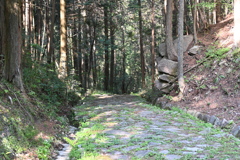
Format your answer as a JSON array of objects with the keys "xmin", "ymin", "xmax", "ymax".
[{"xmin": 69, "ymin": 94, "xmax": 240, "ymax": 160}]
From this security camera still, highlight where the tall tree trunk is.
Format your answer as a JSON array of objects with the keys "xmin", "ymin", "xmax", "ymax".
[
  {"xmin": 110, "ymin": 1, "xmax": 115, "ymax": 92},
  {"xmin": 104, "ymin": 3, "xmax": 109, "ymax": 91},
  {"xmin": 3, "ymin": 0, "xmax": 24, "ymax": 91},
  {"xmin": 151, "ymin": 0, "xmax": 155, "ymax": 89},
  {"xmin": 198, "ymin": 6, "xmax": 208, "ymax": 30},
  {"xmin": 191, "ymin": 0, "xmax": 198, "ymax": 43},
  {"xmin": 29, "ymin": 0, "xmax": 33, "ymax": 54},
  {"xmin": 0, "ymin": 0, "xmax": 5, "ymax": 73},
  {"xmin": 78, "ymin": 6, "xmax": 83, "ymax": 85},
  {"xmin": 48, "ymin": 0, "xmax": 56, "ymax": 64},
  {"xmin": 138, "ymin": 0, "xmax": 146, "ymax": 88},
  {"xmin": 83, "ymin": 23, "xmax": 88, "ymax": 91},
  {"xmin": 166, "ymin": 0, "xmax": 177, "ymax": 61},
  {"xmin": 34, "ymin": 0, "xmax": 43, "ymax": 61},
  {"xmin": 234, "ymin": 0, "xmax": 240, "ymax": 47},
  {"xmin": 92, "ymin": 47, "xmax": 97, "ymax": 87},
  {"xmin": 177, "ymin": 0, "xmax": 185, "ymax": 98},
  {"xmin": 41, "ymin": 2, "xmax": 47, "ymax": 62},
  {"xmin": 59, "ymin": 0, "xmax": 67, "ymax": 79},
  {"xmin": 216, "ymin": 0, "xmax": 222, "ymax": 23},
  {"xmin": 25, "ymin": 0, "xmax": 30, "ymax": 51},
  {"xmin": 89, "ymin": 24, "xmax": 96, "ymax": 88},
  {"xmin": 121, "ymin": 27, "xmax": 126, "ymax": 94},
  {"xmin": 73, "ymin": 0, "xmax": 78, "ymax": 76}
]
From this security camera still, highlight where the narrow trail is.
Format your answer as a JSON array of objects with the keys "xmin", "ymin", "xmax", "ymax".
[{"xmin": 69, "ymin": 94, "xmax": 240, "ymax": 160}]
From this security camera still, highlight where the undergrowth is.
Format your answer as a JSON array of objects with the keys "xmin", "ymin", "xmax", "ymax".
[{"xmin": 0, "ymin": 60, "xmax": 82, "ymax": 159}]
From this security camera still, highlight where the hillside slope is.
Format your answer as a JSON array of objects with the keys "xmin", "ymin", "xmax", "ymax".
[{"xmin": 163, "ymin": 14, "xmax": 240, "ymax": 126}]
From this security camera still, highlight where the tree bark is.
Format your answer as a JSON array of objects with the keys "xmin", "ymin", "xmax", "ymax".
[
  {"xmin": 151, "ymin": 0, "xmax": 155, "ymax": 89},
  {"xmin": 121, "ymin": 27, "xmax": 126, "ymax": 94},
  {"xmin": 177, "ymin": 0, "xmax": 185, "ymax": 96},
  {"xmin": 0, "ymin": 0, "xmax": 5, "ymax": 73},
  {"xmin": 78, "ymin": 6, "xmax": 83, "ymax": 85},
  {"xmin": 110, "ymin": 1, "xmax": 115, "ymax": 92},
  {"xmin": 216, "ymin": 0, "xmax": 222, "ymax": 23},
  {"xmin": 25, "ymin": 0, "xmax": 30, "ymax": 51},
  {"xmin": 104, "ymin": 3, "xmax": 109, "ymax": 91},
  {"xmin": 138, "ymin": 0, "xmax": 146, "ymax": 88},
  {"xmin": 3, "ymin": 0, "xmax": 24, "ymax": 91},
  {"xmin": 166, "ymin": 0, "xmax": 177, "ymax": 61},
  {"xmin": 59, "ymin": 0, "xmax": 67, "ymax": 79},
  {"xmin": 48, "ymin": 0, "xmax": 56, "ymax": 64},
  {"xmin": 190, "ymin": 0, "xmax": 198, "ymax": 43}
]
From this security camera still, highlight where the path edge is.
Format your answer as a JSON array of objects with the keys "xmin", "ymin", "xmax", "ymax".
[{"xmin": 154, "ymin": 100, "xmax": 240, "ymax": 139}]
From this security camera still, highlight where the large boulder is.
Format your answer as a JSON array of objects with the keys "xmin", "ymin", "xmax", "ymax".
[
  {"xmin": 154, "ymin": 80, "xmax": 171, "ymax": 93},
  {"xmin": 158, "ymin": 35, "xmax": 193, "ymax": 57},
  {"xmin": 154, "ymin": 80, "xmax": 170, "ymax": 90},
  {"xmin": 158, "ymin": 74, "xmax": 175, "ymax": 83},
  {"xmin": 157, "ymin": 58, "xmax": 178, "ymax": 76}
]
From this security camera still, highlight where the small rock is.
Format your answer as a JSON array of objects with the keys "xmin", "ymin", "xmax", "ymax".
[
  {"xmin": 122, "ymin": 145, "xmax": 140, "ymax": 152},
  {"xmin": 156, "ymin": 99, "xmax": 167, "ymax": 108},
  {"xmin": 134, "ymin": 150, "xmax": 151, "ymax": 158},
  {"xmin": 220, "ymin": 119, "xmax": 229, "ymax": 128},
  {"xmin": 188, "ymin": 45, "xmax": 202, "ymax": 55},
  {"xmin": 231, "ymin": 126, "xmax": 240, "ymax": 138},
  {"xmin": 182, "ymin": 151, "xmax": 197, "ymax": 155},
  {"xmin": 219, "ymin": 60, "xmax": 227, "ymax": 66},
  {"xmin": 187, "ymin": 110, "xmax": 201, "ymax": 118},
  {"xmin": 197, "ymin": 113, "xmax": 203, "ymax": 120},
  {"xmin": 202, "ymin": 114, "xmax": 210, "ymax": 123},
  {"xmin": 159, "ymin": 150, "xmax": 169, "ymax": 154},
  {"xmin": 199, "ymin": 127, "xmax": 211, "ymax": 135},
  {"xmin": 165, "ymin": 155, "xmax": 182, "ymax": 159},
  {"xmin": 209, "ymin": 115, "xmax": 217, "ymax": 125},
  {"xmin": 184, "ymin": 147, "xmax": 203, "ymax": 152},
  {"xmin": 162, "ymin": 103, "xmax": 173, "ymax": 110},
  {"xmin": 227, "ymin": 68, "xmax": 232, "ymax": 73},
  {"xmin": 214, "ymin": 118, "xmax": 221, "ymax": 126}
]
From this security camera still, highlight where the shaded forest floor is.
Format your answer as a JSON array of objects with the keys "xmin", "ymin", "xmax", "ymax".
[{"xmin": 164, "ymin": 14, "xmax": 240, "ymax": 126}]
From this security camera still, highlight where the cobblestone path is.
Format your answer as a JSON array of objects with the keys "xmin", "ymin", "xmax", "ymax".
[{"xmin": 68, "ymin": 94, "xmax": 240, "ymax": 160}]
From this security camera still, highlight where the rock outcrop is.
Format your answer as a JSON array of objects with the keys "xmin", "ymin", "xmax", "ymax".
[
  {"xmin": 158, "ymin": 35, "xmax": 193, "ymax": 58},
  {"xmin": 157, "ymin": 58, "xmax": 178, "ymax": 76},
  {"xmin": 155, "ymin": 35, "xmax": 193, "ymax": 93}
]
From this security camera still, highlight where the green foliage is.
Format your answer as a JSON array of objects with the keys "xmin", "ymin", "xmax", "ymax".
[
  {"xmin": 36, "ymin": 140, "xmax": 52, "ymax": 160},
  {"xmin": 231, "ymin": 48, "xmax": 240, "ymax": 57},
  {"xmin": 23, "ymin": 125, "xmax": 38, "ymax": 140},
  {"xmin": 23, "ymin": 63, "xmax": 67, "ymax": 104},
  {"xmin": 30, "ymin": 44, "xmax": 45, "ymax": 55},
  {"xmin": 163, "ymin": 94, "xmax": 173, "ymax": 100},
  {"xmin": 205, "ymin": 47, "xmax": 230, "ymax": 59},
  {"xmin": 23, "ymin": 62, "xmax": 81, "ymax": 115},
  {"xmin": 1, "ymin": 118, "xmax": 54, "ymax": 159},
  {"xmin": 197, "ymin": 2, "xmax": 215, "ymax": 9},
  {"xmin": 1, "ymin": 122, "xmax": 40, "ymax": 157}
]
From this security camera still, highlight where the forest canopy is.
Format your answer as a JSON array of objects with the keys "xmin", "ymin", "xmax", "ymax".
[{"xmin": 0, "ymin": 0, "xmax": 237, "ymax": 95}]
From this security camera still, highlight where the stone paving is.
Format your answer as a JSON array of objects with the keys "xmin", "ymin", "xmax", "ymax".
[{"xmin": 71, "ymin": 95, "xmax": 240, "ymax": 160}]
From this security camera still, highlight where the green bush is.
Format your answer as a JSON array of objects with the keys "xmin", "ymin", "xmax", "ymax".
[
  {"xmin": 23, "ymin": 63, "xmax": 67, "ymax": 105},
  {"xmin": 205, "ymin": 47, "xmax": 230, "ymax": 59}
]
